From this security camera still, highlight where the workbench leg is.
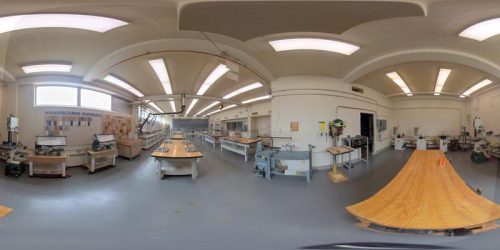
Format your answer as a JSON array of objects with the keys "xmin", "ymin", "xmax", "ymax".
[
  {"xmin": 192, "ymin": 160, "xmax": 198, "ymax": 180},
  {"xmin": 220, "ymin": 144, "xmax": 223, "ymax": 152},
  {"xmin": 156, "ymin": 160, "xmax": 163, "ymax": 180},
  {"xmin": 244, "ymin": 147, "xmax": 248, "ymax": 162},
  {"xmin": 29, "ymin": 161, "xmax": 33, "ymax": 176},
  {"xmin": 349, "ymin": 153, "xmax": 352, "ymax": 175},
  {"xmin": 266, "ymin": 161, "xmax": 271, "ymax": 180},
  {"xmin": 113, "ymin": 154, "xmax": 116, "ymax": 166},
  {"xmin": 306, "ymin": 170, "xmax": 311, "ymax": 183},
  {"xmin": 91, "ymin": 158, "xmax": 96, "ymax": 173},
  {"xmin": 62, "ymin": 163, "xmax": 66, "ymax": 177}
]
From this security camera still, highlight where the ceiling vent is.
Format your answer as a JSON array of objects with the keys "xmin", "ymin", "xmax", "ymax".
[{"xmin": 352, "ymin": 86, "xmax": 364, "ymax": 94}]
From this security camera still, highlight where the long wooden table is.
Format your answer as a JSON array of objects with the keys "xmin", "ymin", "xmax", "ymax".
[
  {"xmin": 346, "ymin": 150, "xmax": 500, "ymax": 234},
  {"xmin": 150, "ymin": 140, "xmax": 203, "ymax": 180},
  {"xmin": 27, "ymin": 153, "xmax": 67, "ymax": 177},
  {"xmin": 220, "ymin": 137, "xmax": 261, "ymax": 162},
  {"xmin": 203, "ymin": 134, "xmax": 223, "ymax": 149}
]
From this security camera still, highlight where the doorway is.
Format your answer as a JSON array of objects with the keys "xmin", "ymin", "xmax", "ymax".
[{"xmin": 360, "ymin": 113, "xmax": 374, "ymax": 153}]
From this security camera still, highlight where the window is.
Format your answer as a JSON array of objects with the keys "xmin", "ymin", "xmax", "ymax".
[
  {"xmin": 36, "ymin": 86, "xmax": 78, "ymax": 106},
  {"xmin": 80, "ymin": 89, "xmax": 112, "ymax": 111}
]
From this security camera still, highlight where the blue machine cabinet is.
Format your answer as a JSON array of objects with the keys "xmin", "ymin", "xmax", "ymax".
[{"xmin": 254, "ymin": 142, "xmax": 314, "ymax": 183}]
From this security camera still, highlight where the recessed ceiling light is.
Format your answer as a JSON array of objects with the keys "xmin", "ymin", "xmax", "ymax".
[
  {"xmin": 197, "ymin": 64, "xmax": 230, "ymax": 95},
  {"xmin": 459, "ymin": 17, "xmax": 500, "ymax": 41},
  {"xmin": 268, "ymin": 38, "xmax": 360, "ymax": 55},
  {"xmin": 196, "ymin": 101, "xmax": 220, "ymax": 116},
  {"xmin": 459, "ymin": 95, "xmax": 466, "ymax": 98},
  {"xmin": 434, "ymin": 68, "xmax": 451, "ymax": 95},
  {"xmin": 386, "ymin": 72, "xmax": 412, "ymax": 96},
  {"xmin": 149, "ymin": 102, "xmax": 163, "ymax": 113},
  {"xmin": 241, "ymin": 95, "xmax": 271, "ymax": 104},
  {"xmin": 148, "ymin": 59, "xmax": 173, "ymax": 95},
  {"xmin": 461, "ymin": 79, "xmax": 492, "ymax": 96},
  {"xmin": 0, "ymin": 14, "xmax": 128, "ymax": 34},
  {"xmin": 103, "ymin": 75, "xmax": 144, "ymax": 97},
  {"xmin": 21, "ymin": 63, "xmax": 72, "ymax": 74},
  {"xmin": 185, "ymin": 99, "xmax": 199, "ymax": 116},
  {"xmin": 223, "ymin": 82, "xmax": 263, "ymax": 99}
]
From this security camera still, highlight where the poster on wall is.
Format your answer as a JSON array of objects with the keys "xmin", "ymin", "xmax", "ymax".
[
  {"xmin": 101, "ymin": 114, "xmax": 131, "ymax": 140},
  {"xmin": 44, "ymin": 111, "xmax": 101, "ymax": 136}
]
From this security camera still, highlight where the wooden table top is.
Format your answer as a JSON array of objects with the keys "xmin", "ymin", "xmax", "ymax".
[
  {"xmin": 220, "ymin": 137, "xmax": 261, "ymax": 145},
  {"xmin": 150, "ymin": 140, "xmax": 203, "ymax": 159},
  {"xmin": 327, "ymin": 146, "xmax": 354, "ymax": 155},
  {"xmin": 171, "ymin": 134, "xmax": 184, "ymax": 140},
  {"xmin": 118, "ymin": 139, "xmax": 144, "ymax": 146},
  {"xmin": 346, "ymin": 150, "xmax": 500, "ymax": 230}
]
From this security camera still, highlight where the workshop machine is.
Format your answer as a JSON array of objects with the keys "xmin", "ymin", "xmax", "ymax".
[
  {"xmin": 394, "ymin": 135, "xmax": 405, "ymax": 151},
  {"xmin": 254, "ymin": 142, "xmax": 314, "ymax": 183},
  {"xmin": 439, "ymin": 135, "xmax": 448, "ymax": 153},
  {"xmin": 470, "ymin": 117, "xmax": 494, "ymax": 163},
  {"xmin": 416, "ymin": 135, "xmax": 427, "ymax": 150},
  {"xmin": 35, "ymin": 136, "xmax": 67, "ymax": 156},
  {"xmin": 92, "ymin": 134, "xmax": 117, "ymax": 151}
]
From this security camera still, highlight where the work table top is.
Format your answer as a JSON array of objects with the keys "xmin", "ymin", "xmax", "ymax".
[
  {"xmin": 151, "ymin": 140, "xmax": 203, "ymax": 159},
  {"xmin": 220, "ymin": 137, "xmax": 261, "ymax": 145}
]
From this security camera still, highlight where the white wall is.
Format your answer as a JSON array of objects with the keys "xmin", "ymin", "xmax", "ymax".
[
  {"xmin": 271, "ymin": 76, "xmax": 393, "ymax": 168},
  {"xmin": 468, "ymin": 86, "xmax": 500, "ymax": 142},
  {"xmin": 209, "ymin": 101, "xmax": 271, "ymax": 137},
  {"xmin": 391, "ymin": 96, "xmax": 467, "ymax": 137}
]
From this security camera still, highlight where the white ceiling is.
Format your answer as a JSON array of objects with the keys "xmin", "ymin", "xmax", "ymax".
[{"xmin": 1, "ymin": 0, "xmax": 500, "ymax": 112}]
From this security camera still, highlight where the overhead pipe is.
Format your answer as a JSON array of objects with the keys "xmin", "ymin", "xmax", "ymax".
[{"xmin": 139, "ymin": 94, "xmax": 187, "ymax": 133}]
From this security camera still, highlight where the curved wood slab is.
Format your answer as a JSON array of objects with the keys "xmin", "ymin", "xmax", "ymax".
[
  {"xmin": 0, "ymin": 205, "xmax": 12, "ymax": 218},
  {"xmin": 346, "ymin": 150, "xmax": 500, "ymax": 231}
]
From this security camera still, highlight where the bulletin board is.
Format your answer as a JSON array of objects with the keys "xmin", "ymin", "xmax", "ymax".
[{"xmin": 101, "ymin": 114, "xmax": 132, "ymax": 140}]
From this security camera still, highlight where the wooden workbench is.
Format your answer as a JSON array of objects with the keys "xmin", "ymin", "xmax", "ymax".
[
  {"xmin": 85, "ymin": 149, "xmax": 117, "ymax": 174},
  {"xmin": 327, "ymin": 146, "xmax": 354, "ymax": 175},
  {"xmin": 117, "ymin": 139, "xmax": 144, "ymax": 159},
  {"xmin": 27, "ymin": 153, "xmax": 67, "ymax": 178},
  {"xmin": 346, "ymin": 150, "xmax": 500, "ymax": 235},
  {"xmin": 202, "ymin": 134, "xmax": 222, "ymax": 149},
  {"xmin": 151, "ymin": 140, "xmax": 203, "ymax": 180},
  {"xmin": 220, "ymin": 137, "xmax": 261, "ymax": 162}
]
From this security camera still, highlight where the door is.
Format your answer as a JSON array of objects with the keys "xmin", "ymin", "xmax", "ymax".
[{"xmin": 360, "ymin": 113, "xmax": 374, "ymax": 153}]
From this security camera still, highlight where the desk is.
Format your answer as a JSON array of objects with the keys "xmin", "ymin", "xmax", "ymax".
[
  {"xmin": 85, "ymin": 149, "xmax": 117, "ymax": 174},
  {"xmin": 151, "ymin": 140, "xmax": 203, "ymax": 180},
  {"xmin": 203, "ymin": 134, "xmax": 222, "ymax": 149},
  {"xmin": 118, "ymin": 139, "xmax": 144, "ymax": 159},
  {"xmin": 28, "ymin": 153, "xmax": 67, "ymax": 177},
  {"xmin": 220, "ymin": 137, "xmax": 261, "ymax": 162},
  {"xmin": 327, "ymin": 146, "xmax": 354, "ymax": 175}
]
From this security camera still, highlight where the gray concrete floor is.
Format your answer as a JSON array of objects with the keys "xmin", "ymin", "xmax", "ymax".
[{"xmin": 0, "ymin": 143, "xmax": 498, "ymax": 250}]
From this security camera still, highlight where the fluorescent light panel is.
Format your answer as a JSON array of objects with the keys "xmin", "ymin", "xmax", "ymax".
[
  {"xmin": 434, "ymin": 68, "xmax": 452, "ymax": 95},
  {"xmin": 197, "ymin": 64, "xmax": 230, "ymax": 95},
  {"xmin": 386, "ymin": 72, "xmax": 412, "ymax": 96},
  {"xmin": 149, "ymin": 102, "xmax": 163, "ymax": 113},
  {"xmin": 462, "ymin": 79, "xmax": 492, "ymax": 96},
  {"xmin": 241, "ymin": 95, "xmax": 271, "ymax": 104},
  {"xmin": 103, "ymin": 75, "xmax": 144, "ymax": 97},
  {"xmin": 268, "ymin": 38, "xmax": 360, "ymax": 55},
  {"xmin": 0, "ymin": 14, "xmax": 127, "ymax": 34},
  {"xmin": 196, "ymin": 101, "xmax": 220, "ymax": 116},
  {"xmin": 148, "ymin": 59, "xmax": 173, "ymax": 95},
  {"xmin": 169, "ymin": 101, "xmax": 176, "ymax": 112},
  {"xmin": 206, "ymin": 104, "xmax": 237, "ymax": 116},
  {"xmin": 22, "ymin": 64, "xmax": 72, "ymax": 74},
  {"xmin": 185, "ymin": 99, "xmax": 199, "ymax": 116},
  {"xmin": 459, "ymin": 17, "xmax": 500, "ymax": 41},
  {"xmin": 223, "ymin": 82, "xmax": 263, "ymax": 99}
]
